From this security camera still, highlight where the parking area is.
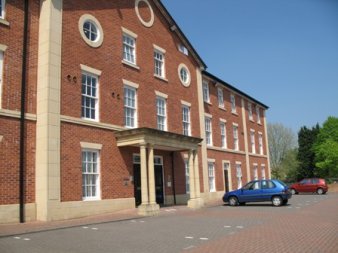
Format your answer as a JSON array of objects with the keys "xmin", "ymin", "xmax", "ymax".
[{"xmin": 0, "ymin": 193, "xmax": 337, "ymax": 253}]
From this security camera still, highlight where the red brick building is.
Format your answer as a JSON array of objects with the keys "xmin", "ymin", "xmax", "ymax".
[{"xmin": 0, "ymin": 0, "xmax": 270, "ymax": 223}]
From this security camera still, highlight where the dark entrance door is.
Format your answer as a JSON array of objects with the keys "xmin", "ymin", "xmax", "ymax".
[
  {"xmin": 224, "ymin": 169, "xmax": 230, "ymax": 193},
  {"xmin": 133, "ymin": 164, "xmax": 164, "ymax": 206}
]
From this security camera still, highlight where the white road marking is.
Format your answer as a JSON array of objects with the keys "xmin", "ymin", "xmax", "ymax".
[
  {"xmin": 23, "ymin": 238, "xmax": 31, "ymax": 241},
  {"xmin": 236, "ymin": 226, "xmax": 244, "ymax": 229},
  {"xmin": 224, "ymin": 225, "xmax": 231, "ymax": 228},
  {"xmin": 184, "ymin": 245, "xmax": 195, "ymax": 250},
  {"xmin": 91, "ymin": 228, "xmax": 98, "ymax": 230},
  {"xmin": 130, "ymin": 220, "xmax": 136, "ymax": 223},
  {"xmin": 140, "ymin": 220, "xmax": 145, "ymax": 223},
  {"xmin": 185, "ymin": 236, "xmax": 194, "ymax": 239},
  {"xmin": 13, "ymin": 237, "xmax": 21, "ymax": 240},
  {"xmin": 82, "ymin": 226, "xmax": 89, "ymax": 229},
  {"xmin": 200, "ymin": 237, "xmax": 209, "ymax": 240}
]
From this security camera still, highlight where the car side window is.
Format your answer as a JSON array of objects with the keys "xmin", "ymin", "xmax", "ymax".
[
  {"xmin": 262, "ymin": 180, "xmax": 276, "ymax": 189},
  {"xmin": 243, "ymin": 182, "xmax": 254, "ymax": 190},
  {"xmin": 312, "ymin": 178, "xmax": 319, "ymax": 184},
  {"xmin": 267, "ymin": 180, "xmax": 276, "ymax": 189},
  {"xmin": 251, "ymin": 181, "xmax": 260, "ymax": 190},
  {"xmin": 261, "ymin": 180, "xmax": 268, "ymax": 189},
  {"xmin": 300, "ymin": 179, "xmax": 310, "ymax": 184}
]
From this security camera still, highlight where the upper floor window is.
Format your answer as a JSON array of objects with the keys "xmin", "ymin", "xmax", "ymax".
[
  {"xmin": 217, "ymin": 87, "xmax": 224, "ymax": 108},
  {"xmin": 208, "ymin": 162, "xmax": 216, "ymax": 192},
  {"xmin": 230, "ymin": 94, "xmax": 236, "ymax": 113},
  {"xmin": 123, "ymin": 32, "xmax": 136, "ymax": 65},
  {"xmin": 220, "ymin": 122, "xmax": 227, "ymax": 149},
  {"xmin": 205, "ymin": 117, "xmax": 212, "ymax": 146},
  {"xmin": 178, "ymin": 64, "xmax": 191, "ymax": 87},
  {"xmin": 81, "ymin": 72, "xmax": 99, "ymax": 121},
  {"xmin": 248, "ymin": 102, "xmax": 253, "ymax": 121},
  {"xmin": 154, "ymin": 51, "xmax": 165, "ymax": 78},
  {"xmin": 258, "ymin": 133, "xmax": 264, "ymax": 155},
  {"xmin": 124, "ymin": 85, "xmax": 137, "ymax": 128},
  {"xmin": 178, "ymin": 44, "xmax": 189, "ymax": 56},
  {"xmin": 250, "ymin": 130, "xmax": 256, "ymax": 154},
  {"xmin": 0, "ymin": 0, "xmax": 5, "ymax": 19},
  {"xmin": 182, "ymin": 105, "xmax": 191, "ymax": 136},
  {"xmin": 256, "ymin": 106, "xmax": 261, "ymax": 124},
  {"xmin": 233, "ymin": 124, "xmax": 239, "ymax": 151},
  {"xmin": 203, "ymin": 81, "xmax": 210, "ymax": 103},
  {"xmin": 156, "ymin": 96, "xmax": 167, "ymax": 131},
  {"xmin": 79, "ymin": 14, "xmax": 104, "ymax": 48},
  {"xmin": 82, "ymin": 149, "xmax": 101, "ymax": 200}
]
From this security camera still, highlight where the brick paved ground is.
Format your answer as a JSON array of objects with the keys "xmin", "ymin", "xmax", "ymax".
[{"xmin": 0, "ymin": 193, "xmax": 337, "ymax": 253}]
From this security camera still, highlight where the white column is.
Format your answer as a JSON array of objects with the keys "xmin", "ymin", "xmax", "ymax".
[
  {"xmin": 148, "ymin": 144, "xmax": 156, "ymax": 204},
  {"xmin": 263, "ymin": 110, "xmax": 272, "ymax": 179},
  {"xmin": 241, "ymin": 98, "xmax": 251, "ymax": 181},
  {"xmin": 188, "ymin": 150, "xmax": 196, "ymax": 199},
  {"xmin": 140, "ymin": 144, "xmax": 149, "ymax": 205}
]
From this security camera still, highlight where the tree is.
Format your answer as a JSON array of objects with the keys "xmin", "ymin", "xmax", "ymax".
[
  {"xmin": 313, "ymin": 117, "xmax": 338, "ymax": 178},
  {"xmin": 297, "ymin": 124, "xmax": 320, "ymax": 179},
  {"xmin": 267, "ymin": 123, "xmax": 297, "ymax": 179}
]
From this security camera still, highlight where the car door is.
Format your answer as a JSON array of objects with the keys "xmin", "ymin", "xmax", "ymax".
[
  {"xmin": 240, "ymin": 181, "xmax": 262, "ymax": 202},
  {"xmin": 261, "ymin": 180, "xmax": 277, "ymax": 201},
  {"xmin": 298, "ymin": 179, "xmax": 311, "ymax": 192}
]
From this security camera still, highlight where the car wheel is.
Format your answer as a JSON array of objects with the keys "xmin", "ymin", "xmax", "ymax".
[
  {"xmin": 290, "ymin": 189, "xmax": 297, "ymax": 195},
  {"xmin": 316, "ymin": 188, "xmax": 324, "ymax": 195},
  {"xmin": 282, "ymin": 199, "xmax": 288, "ymax": 205},
  {"xmin": 272, "ymin": 196, "xmax": 282, "ymax": 207},
  {"xmin": 228, "ymin": 196, "xmax": 239, "ymax": 206}
]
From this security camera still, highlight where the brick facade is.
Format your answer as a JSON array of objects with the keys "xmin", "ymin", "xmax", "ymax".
[{"xmin": 0, "ymin": 0, "xmax": 270, "ymax": 223}]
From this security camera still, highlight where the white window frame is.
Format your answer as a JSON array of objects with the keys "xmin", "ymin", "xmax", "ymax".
[
  {"xmin": 261, "ymin": 165, "xmax": 266, "ymax": 180},
  {"xmin": 253, "ymin": 164, "xmax": 258, "ymax": 180},
  {"xmin": 81, "ymin": 72, "xmax": 99, "ymax": 121},
  {"xmin": 248, "ymin": 102, "xmax": 253, "ymax": 121},
  {"xmin": 156, "ymin": 96, "xmax": 167, "ymax": 131},
  {"xmin": 178, "ymin": 44, "xmax": 188, "ymax": 55},
  {"xmin": 0, "ymin": 0, "xmax": 5, "ymax": 19},
  {"xmin": 230, "ymin": 94, "xmax": 236, "ymax": 113},
  {"xmin": 153, "ymin": 45, "xmax": 166, "ymax": 79},
  {"xmin": 182, "ymin": 105, "xmax": 191, "ymax": 136},
  {"xmin": 256, "ymin": 106, "xmax": 261, "ymax": 124},
  {"xmin": 82, "ymin": 149, "xmax": 101, "ymax": 201},
  {"xmin": 233, "ymin": 124, "xmax": 239, "ymax": 151},
  {"xmin": 236, "ymin": 163, "xmax": 242, "ymax": 189},
  {"xmin": 185, "ymin": 160, "xmax": 190, "ymax": 194},
  {"xmin": 220, "ymin": 121, "xmax": 227, "ymax": 149},
  {"xmin": 205, "ymin": 116, "xmax": 213, "ymax": 146},
  {"xmin": 217, "ymin": 87, "xmax": 224, "ymax": 108},
  {"xmin": 250, "ymin": 129, "xmax": 256, "ymax": 154},
  {"xmin": 124, "ymin": 85, "xmax": 137, "ymax": 128},
  {"xmin": 258, "ymin": 132, "xmax": 264, "ymax": 155},
  {"xmin": 0, "ymin": 50, "xmax": 3, "ymax": 108},
  {"xmin": 122, "ymin": 28, "xmax": 137, "ymax": 65},
  {"xmin": 208, "ymin": 162, "xmax": 216, "ymax": 192},
  {"xmin": 203, "ymin": 81, "xmax": 210, "ymax": 103}
]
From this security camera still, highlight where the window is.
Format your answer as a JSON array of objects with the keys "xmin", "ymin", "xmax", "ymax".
[
  {"xmin": 233, "ymin": 124, "xmax": 239, "ymax": 151},
  {"xmin": 123, "ymin": 34, "xmax": 136, "ymax": 64},
  {"xmin": 256, "ymin": 106, "xmax": 261, "ymax": 124},
  {"xmin": 178, "ymin": 64, "xmax": 191, "ymax": 86},
  {"xmin": 182, "ymin": 105, "xmax": 191, "ymax": 136},
  {"xmin": 178, "ymin": 44, "xmax": 188, "ymax": 55},
  {"xmin": 262, "ymin": 180, "xmax": 275, "ymax": 189},
  {"xmin": 258, "ymin": 133, "xmax": 264, "ymax": 155},
  {"xmin": 0, "ymin": 0, "xmax": 5, "ymax": 19},
  {"xmin": 82, "ymin": 150, "xmax": 100, "ymax": 200},
  {"xmin": 208, "ymin": 162, "xmax": 215, "ymax": 192},
  {"xmin": 78, "ymin": 14, "xmax": 103, "ymax": 48},
  {"xmin": 156, "ymin": 96, "xmax": 167, "ymax": 131},
  {"xmin": 205, "ymin": 117, "xmax": 212, "ymax": 146},
  {"xmin": 250, "ymin": 130, "xmax": 256, "ymax": 154},
  {"xmin": 261, "ymin": 166, "xmax": 266, "ymax": 180},
  {"xmin": 135, "ymin": 0, "xmax": 154, "ymax": 27},
  {"xmin": 203, "ymin": 81, "xmax": 210, "ymax": 103},
  {"xmin": 230, "ymin": 94, "xmax": 236, "ymax": 113},
  {"xmin": 248, "ymin": 103, "xmax": 253, "ymax": 121},
  {"xmin": 81, "ymin": 72, "xmax": 99, "ymax": 120},
  {"xmin": 217, "ymin": 87, "xmax": 224, "ymax": 108},
  {"xmin": 0, "ymin": 51, "xmax": 3, "ymax": 107},
  {"xmin": 124, "ymin": 86, "xmax": 137, "ymax": 128},
  {"xmin": 253, "ymin": 165, "xmax": 258, "ymax": 180},
  {"xmin": 185, "ymin": 160, "xmax": 190, "ymax": 194},
  {"xmin": 236, "ymin": 163, "xmax": 242, "ymax": 189},
  {"xmin": 220, "ymin": 122, "xmax": 227, "ymax": 149},
  {"xmin": 154, "ymin": 50, "xmax": 165, "ymax": 78}
]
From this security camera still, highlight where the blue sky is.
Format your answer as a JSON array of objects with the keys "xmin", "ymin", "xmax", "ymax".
[{"xmin": 162, "ymin": 0, "xmax": 338, "ymax": 133}]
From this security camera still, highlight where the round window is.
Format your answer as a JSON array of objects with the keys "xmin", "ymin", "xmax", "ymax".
[
  {"xmin": 135, "ymin": 0, "xmax": 154, "ymax": 28},
  {"xmin": 78, "ymin": 14, "xmax": 104, "ymax": 48},
  {"xmin": 178, "ymin": 63, "xmax": 191, "ymax": 87}
]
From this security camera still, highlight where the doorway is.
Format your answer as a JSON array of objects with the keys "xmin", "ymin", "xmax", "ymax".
[{"xmin": 224, "ymin": 163, "xmax": 230, "ymax": 193}]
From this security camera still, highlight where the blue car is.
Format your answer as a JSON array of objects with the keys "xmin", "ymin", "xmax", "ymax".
[{"xmin": 222, "ymin": 179, "xmax": 292, "ymax": 207}]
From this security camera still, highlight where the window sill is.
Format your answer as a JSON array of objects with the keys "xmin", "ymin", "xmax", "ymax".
[
  {"xmin": 257, "ymin": 122, "xmax": 262, "ymax": 125},
  {"xmin": 218, "ymin": 106, "xmax": 226, "ymax": 111},
  {"xmin": 204, "ymin": 101, "xmax": 212, "ymax": 105},
  {"xmin": 122, "ymin": 60, "xmax": 140, "ymax": 70},
  {"xmin": 231, "ymin": 111, "xmax": 238, "ymax": 116},
  {"xmin": 249, "ymin": 119, "xmax": 254, "ymax": 123},
  {"xmin": 154, "ymin": 74, "xmax": 168, "ymax": 83},
  {"xmin": 0, "ymin": 18, "xmax": 10, "ymax": 26},
  {"xmin": 83, "ymin": 197, "xmax": 101, "ymax": 201}
]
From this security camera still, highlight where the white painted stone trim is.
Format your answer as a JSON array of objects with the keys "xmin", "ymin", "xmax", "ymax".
[
  {"xmin": 80, "ymin": 64, "xmax": 102, "ymax": 76},
  {"xmin": 155, "ymin": 90, "xmax": 168, "ymax": 98},
  {"xmin": 78, "ymin": 14, "xmax": 104, "ymax": 48},
  {"xmin": 123, "ymin": 79, "xmax": 139, "ymax": 89},
  {"xmin": 135, "ymin": 0, "xmax": 154, "ymax": 28},
  {"xmin": 122, "ymin": 27, "xmax": 138, "ymax": 38},
  {"xmin": 0, "ymin": 43, "xmax": 7, "ymax": 51},
  {"xmin": 80, "ymin": 142, "xmax": 103, "ymax": 150},
  {"xmin": 181, "ymin": 100, "xmax": 191, "ymax": 107}
]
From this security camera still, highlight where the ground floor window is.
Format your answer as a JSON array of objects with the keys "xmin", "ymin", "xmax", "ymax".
[
  {"xmin": 82, "ymin": 149, "xmax": 100, "ymax": 200},
  {"xmin": 208, "ymin": 162, "xmax": 215, "ymax": 192},
  {"xmin": 185, "ymin": 160, "xmax": 190, "ymax": 194},
  {"xmin": 261, "ymin": 165, "xmax": 266, "ymax": 179},
  {"xmin": 236, "ymin": 163, "xmax": 242, "ymax": 189}
]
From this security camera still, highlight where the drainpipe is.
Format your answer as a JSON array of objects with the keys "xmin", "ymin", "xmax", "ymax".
[
  {"xmin": 19, "ymin": 0, "xmax": 29, "ymax": 223},
  {"xmin": 171, "ymin": 152, "xmax": 176, "ymax": 205}
]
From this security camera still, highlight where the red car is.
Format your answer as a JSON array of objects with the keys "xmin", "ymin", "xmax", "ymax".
[{"xmin": 290, "ymin": 178, "xmax": 328, "ymax": 195}]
